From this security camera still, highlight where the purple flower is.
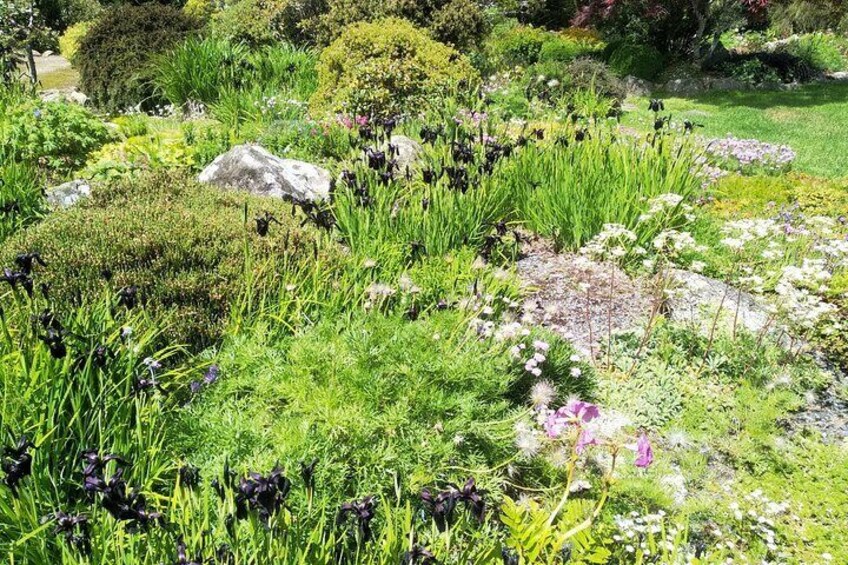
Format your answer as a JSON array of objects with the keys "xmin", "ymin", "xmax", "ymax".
[
  {"xmin": 634, "ymin": 434, "xmax": 653, "ymax": 468},
  {"xmin": 575, "ymin": 429, "xmax": 597, "ymax": 454},
  {"xmin": 203, "ymin": 364, "xmax": 219, "ymax": 385},
  {"xmin": 543, "ymin": 400, "xmax": 601, "ymax": 438},
  {"xmin": 565, "ymin": 400, "xmax": 600, "ymax": 423}
]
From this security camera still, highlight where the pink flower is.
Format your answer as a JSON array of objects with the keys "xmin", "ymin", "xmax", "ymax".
[
  {"xmin": 575, "ymin": 429, "xmax": 597, "ymax": 454},
  {"xmin": 544, "ymin": 410, "xmax": 569, "ymax": 438},
  {"xmin": 337, "ymin": 114, "xmax": 353, "ymax": 129},
  {"xmin": 634, "ymin": 434, "xmax": 653, "ymax": 468},
  {"xmin": 355, "ymin": 115, "xmax": 369, "ymax": 126},
  {"xmin": 542, "ymin": 400, "xmax": 600, "ymax": 438},
  {"xmin": 564, "ymin": 400, "xmax": 600, "ymax": 423}
]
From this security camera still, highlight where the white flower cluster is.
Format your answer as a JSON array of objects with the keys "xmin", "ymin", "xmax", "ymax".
[
  {"xmin": 581, "ymin": 223, "xmax": 638, "ymax": 262},
  {"xmin": 720, "ymin": 218, "xmax": 780, "ymax": 251},
  {"xmin": 612, "ymin": 511, "xmax": 681, "ymax": 557},
  {"xmin": 774, "ymin": 260, "xmax": 837, "ymax": 330},
  {"xmin": 726, "ymin": 490, "xmax": 791, "ymax": 559}
]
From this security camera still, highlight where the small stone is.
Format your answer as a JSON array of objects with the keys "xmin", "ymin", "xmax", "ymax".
[{"xmin": 46, "ymin": 179, "xmax": 92, "ymax": 209}]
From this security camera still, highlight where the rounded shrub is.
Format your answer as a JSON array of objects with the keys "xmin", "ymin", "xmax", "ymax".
[
  {"xmin": 429, "ymin": 0, "xmax": 488, "ymax": 50},
  {"xmin": 301, "ymin": 0, "xmax": 488, "ymax": 48},
  {"xmin": 209, "ymin": 0, "xmax": 303, "ymax": 46},
  {"xmin": 564, "ymin": 57, "xmax": 626, "ymax": 101},
  {"xmin": 76, "ymin": 4, "xmax": 201, "ymax": 112},
  {"xmin": 57, "ymin": 20, "xmax": 92, "ymax": 64},
  {"xmin": 1, "ymin": 171, "xmax": 330, "ymax": 348},
  {"xmin": 484, "ymin": 22, "xmax": 550, "ymax": 69},
  {"xmin": 607, "ymin": 42, "xmax": 665, "ymax": 81},
  {"xmin": 310, "ymin": 18, "xmax": 479, "ymax": 119}
]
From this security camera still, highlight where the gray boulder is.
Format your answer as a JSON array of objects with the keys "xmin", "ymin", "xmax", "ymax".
[
  {"xmin": 47, "ymin": 179, "xmax": 91, "ymax": 209},
  {"xmin": 623, "ymin": 75, "xmax": 654, "ymax": 97},
  {"xmin": 664, "ymin": 78, "xmax": 706, "ymax": 96},
  {"xmin": 665, "ymin": 269, "xmax": 791, "ymax": 346},
  {"xmin": 389, "ymin": 135, "xmax": 423, "ymax": 175},
  {"xmin": 41, "ymin": 89, "xmax": 88, "ymax": 106},
  {"xmin": 708, "ymin": 77, "xmax": 745, "ymax": 91},
  {"xmin": 198, "ymin": 144, "xmax": 331, "ymax": 201}
]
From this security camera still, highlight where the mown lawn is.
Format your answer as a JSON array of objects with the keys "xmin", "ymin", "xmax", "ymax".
[{"xmin": 625, "ymin": 82, "xmax": 848, "ymax": 178}]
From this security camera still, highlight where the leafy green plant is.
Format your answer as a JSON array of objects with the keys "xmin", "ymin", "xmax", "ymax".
[
  {"xmin": 311, "ymin": 18, "xmax": 479, "ymax": 119},
  {"xmin": 781, "ymin": 32, "xmax": 848, "ymax": 73},
  {"xmin": 57, "ymin": 19, "xmax": 92, "ymax": 65},
  {"xmin": 607, "ymin": 42, "xmax": 665, "ymax": 81},
  {"xmin": 0, "ymin": 157, "xmax": 46, "ymax": 243},
  {"xmin": 2, "ymin": 98, "xmax": 111, "ymax": 174}
]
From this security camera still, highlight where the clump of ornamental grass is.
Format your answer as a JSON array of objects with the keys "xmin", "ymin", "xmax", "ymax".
[{"xmin": 494, "ymin": 123, "xmax": 704, "ymax": 251}]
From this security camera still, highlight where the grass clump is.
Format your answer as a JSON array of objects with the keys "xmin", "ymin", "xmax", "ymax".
[
  {"xmin": 495, "ymin": 133, "xmax": 702, "ymax": 250},
  {"xmin": 153, "ymin": 37, "xmax": 317, "ymax": 111},
  {"xmin": 0, "ymin": 170, "xmax": 331, "ymax": 348}
]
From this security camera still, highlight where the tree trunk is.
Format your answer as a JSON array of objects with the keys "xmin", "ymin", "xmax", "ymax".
[
  {"xmin": 25, "ymin": 44, "xmax": 37, "ymax": 85},
  {"xmin": 690, "ymin": 0, "xmax": 708, "ymax": 60}
]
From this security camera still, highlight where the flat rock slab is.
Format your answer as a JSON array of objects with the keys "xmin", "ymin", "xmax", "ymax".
[
  {"xmin": 517, "ymin": 239, "xmax": 653, "ymax": 357},
  {"xmin": 198, "ymin": 144, "xmax": 331, "ymax": 202}
]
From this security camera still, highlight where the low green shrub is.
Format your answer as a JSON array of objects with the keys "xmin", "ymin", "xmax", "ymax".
[
  {"xmin": 0, "ymin": 171, "xmax": 330, "ymax": 348},
  {"xmin": 56, "ymin": 20, "xmax": 91, "ymax": 64},
  {"xmin": 76, "ymin": 4, "xmax": 200, "ymax": 111},
  {"xmin": 2, "ymin": 98, "xmax": 111, "ymax": 174},
  {"xmin": 484, "ymin": 22, "xmax": 550, "ymax": 69},
  {"xmin": 174, "ymin": 310, "xmax": 588, "ymax": 496},
  {"xmin": 607, "ymin": 42, "xmax": 666, "ymax": 80},
  {"xmin": 310, "ymin": 18, "xmax": 479, "ymax": 119}
]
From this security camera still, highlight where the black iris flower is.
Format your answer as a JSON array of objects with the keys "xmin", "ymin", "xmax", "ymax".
[
  {"xmin": 2, "ymin": 436, "xmax": 34, "ymax": 497},
  {"xmin": 255, "ymin": 212, "xmax": 281, "ymax": 237},
  {"xmin": 337, "ymin": 495, "xmax": 377, "ymax": 542},
  {"xmin": 402, "ymin": 545, "xmax": 436, "ymax": 565},
  {"xmin": 15, "ymin": 252, "xmax": 46, "ymax": 275},
  {"xmin": 40, "ymin": 327, "xmax": 67, "ymax": 359},
  {"xmin": 49, "ymin": 511, "xmax": 91, "ymax": 555},
  {"xmin": 299, "ymin": 458, "xmax": 318, "ymax": 504},
  {"xmin": 236, "ymin": 465, "xmax": 292, "ymax": 523},
  {"xmin": 648, "ymin": 98, "xmax": 665, "ymax": 113},
  {"xmin": 174, "ymin": 538, "xmax": 203, "ymax": 565},
  {"xmin": 420, "ymin": 487, "xmax": 459, "ymax": 532},
  {"xmin": 117, "ymin": 286, "xmax": 138, "ymax": 309},
  {"xmin": 501, "ymin": 547, "xmax": 519, "ymax": 565},
  {"xmin": 1, "ymin": 268, "xmax": 34, "ymax": 297}
]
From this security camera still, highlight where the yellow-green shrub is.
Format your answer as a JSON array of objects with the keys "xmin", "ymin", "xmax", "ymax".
[
  {"xmin": 310, "ymin": 18, "xmax": 479, "ymax": 118},
  {"xmin": 57, "ymin": 20, "xmax": 92, "ymax": 64}
]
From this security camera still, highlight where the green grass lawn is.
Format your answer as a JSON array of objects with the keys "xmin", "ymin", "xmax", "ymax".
[{"xmin": 624, "ymin": 83, "xmax": 848, "ymax": 178}]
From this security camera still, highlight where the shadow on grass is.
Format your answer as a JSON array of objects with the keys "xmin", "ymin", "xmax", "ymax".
[{"xmin": 665, "ymin": 82, "xmax": 848, "ymax": 110}]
